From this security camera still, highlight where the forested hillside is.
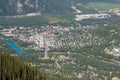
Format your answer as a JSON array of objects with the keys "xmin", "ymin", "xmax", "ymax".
[
  {"xmin": 0, "ymin": 51, "xmax": 79, "ymax": 80},
  {"xmin": 90, "ymin": 19, "xmax": 120, "ymax": 44},
  {"xmin": 0, "ymin": 51, "xmax": 46, "ymax": 80}
]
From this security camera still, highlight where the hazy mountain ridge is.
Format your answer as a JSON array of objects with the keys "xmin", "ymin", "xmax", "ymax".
[
  {"xmin": 0, "ymin": 0, "xmax": 70, "ymax": 15},
  {"xmin": 74, "ymin": 0, "xmax": 120, "ymax": 3},
  {"xmin": 0, "ymin": 0, "xmax": 120, "ymax": 15}
]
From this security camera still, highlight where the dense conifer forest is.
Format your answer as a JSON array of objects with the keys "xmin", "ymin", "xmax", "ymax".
[{"xmin": 0, "ymin": 51, "xmax": 46, "ymax": 80}]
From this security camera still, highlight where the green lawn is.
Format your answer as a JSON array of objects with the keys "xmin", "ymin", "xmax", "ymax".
[{"xmin": 46, "ymin": 16, "xmax": 69, "ymax": 24}]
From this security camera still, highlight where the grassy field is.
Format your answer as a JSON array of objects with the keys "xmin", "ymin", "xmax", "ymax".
[
  {"xmin": 46, "ymin": 16, "xmax": 69, "ymax": 24},
  {"xmin": 85, "ymin": 2, "xmax": 120, "ymax": 10},
  {"xmin": 0, "ymin": 14, "xmax": 71, "ymax": 27}
]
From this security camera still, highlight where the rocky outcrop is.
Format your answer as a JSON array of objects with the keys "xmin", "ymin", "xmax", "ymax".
[{"xmin": 0, "ymin": 0, "xmax": 70, "ymax": 15}]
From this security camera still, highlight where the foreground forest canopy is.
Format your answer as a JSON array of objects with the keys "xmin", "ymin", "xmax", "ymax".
[{"xmin": 0, "ymin": 51, "xmax": 47, "ymax": 80}]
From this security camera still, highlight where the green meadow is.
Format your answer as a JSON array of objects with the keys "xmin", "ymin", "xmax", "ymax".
[{"xmin": 85, "ymin": 2, "xmax": 120, "ymax": 10}]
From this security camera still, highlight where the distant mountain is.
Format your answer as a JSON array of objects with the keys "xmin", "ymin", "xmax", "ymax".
[
  {"xmin": 0, "ymin": 0, "xmax": 71, "ymax": 15},
  {"xmin": 74, "ymin": 0, "xmax": 120, "ymax": 3},
  {"xmin": 0, "ymin": 0, "xmax": 120, "ymax": 16}
]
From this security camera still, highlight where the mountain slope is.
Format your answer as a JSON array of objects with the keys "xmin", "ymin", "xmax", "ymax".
[
  {"xmin": 0, "ymin": 51, "xmax": 46, "ymax": 80},
  {"xmin": 90, "ymin": 19, "xmax": 120, "ymax": 44},
  {"xmin": 0, "ymin": 0, "xmax": 120, "ymax": 15},
  {"xmin": 75, "ymin": 0, "xmax": 120, "ymax": 3},
  {"xmin": 0, "ymin": 51, "xmax": 79, "ymax": 80},
  {"xmin": 0, "ymin": 0, "xmax": 71, "ymax": 15}
]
